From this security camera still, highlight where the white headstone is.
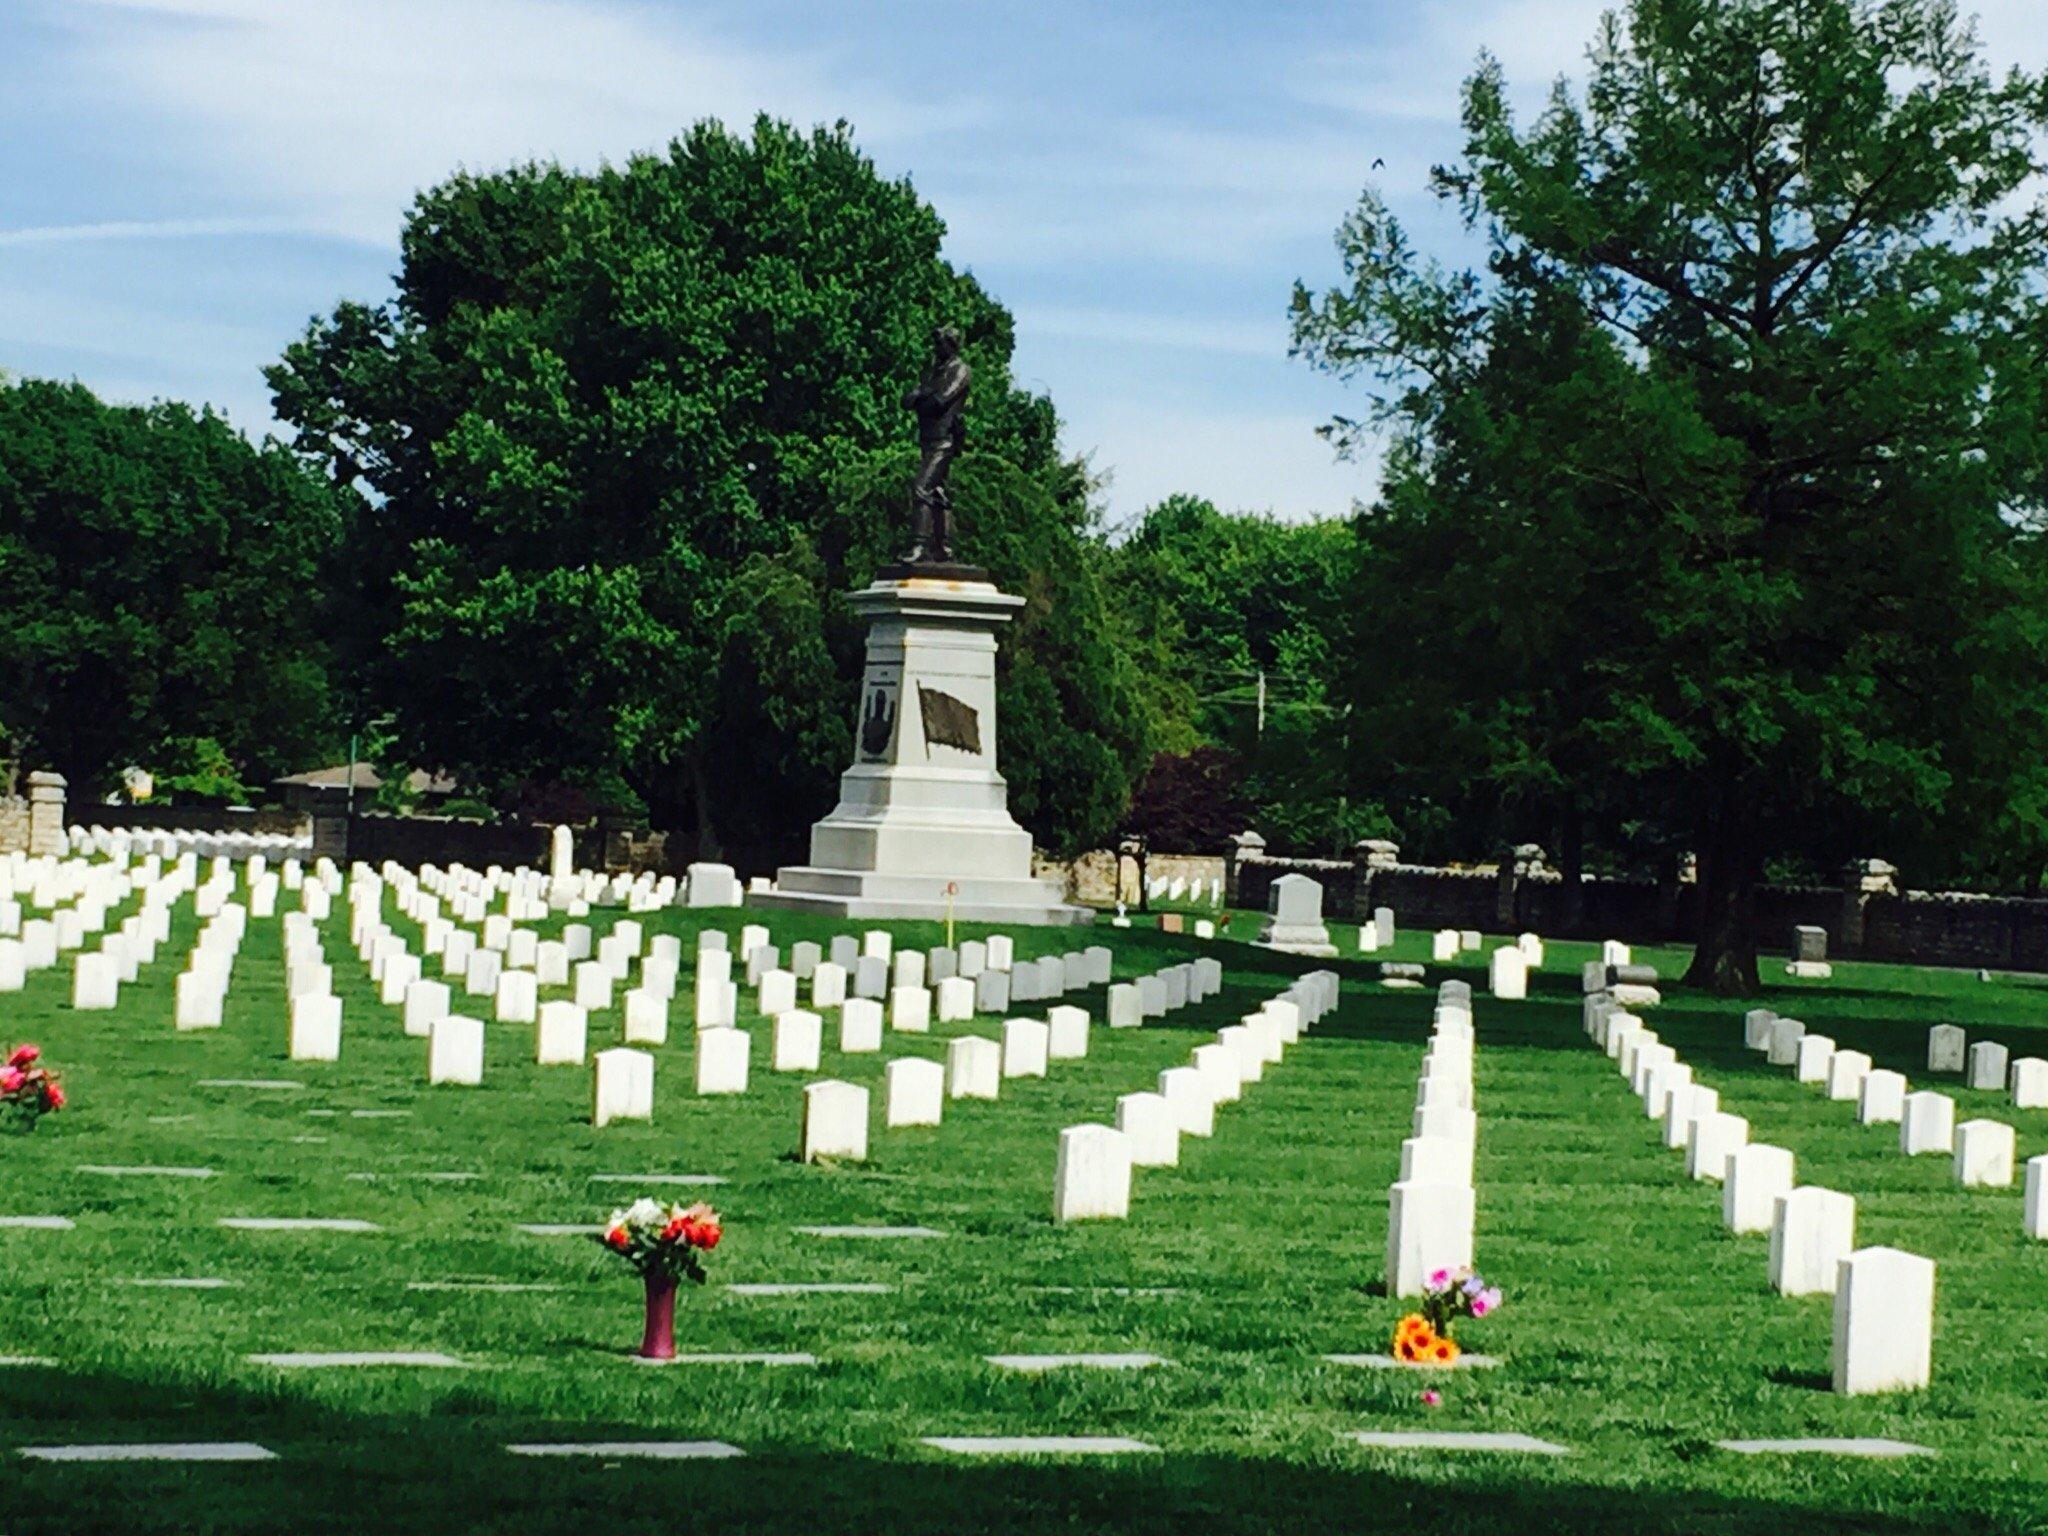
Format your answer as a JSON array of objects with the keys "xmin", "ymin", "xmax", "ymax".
[
  {"xmin": 1794, "ymin": 1034, "xmax": 1836, "ymax": 1085},
  {"xmin": 1115, "ymin": 1091, "xmax": 1179, "ymax": 1167},
  {"xmin": 1927, "ymin": 1024, "xmax": 1966, "ymax": 1074},
  {"xmin": 174, "ymin": 971, "xmax": 224, "ymax": 1030},
  {"xmin": 72, "ymin": 952, "xmax": 118, "ymax": 1010},
  {"xmin": 885, "ymin": 1057, "xmax": 945, "ymax": 1128},
  {"xmin": 591, "ymin": 1048, "xmax": 654, "ymax": 1128},
  {"xmin": 1106, "ymin": 983, "xmax": 1142, "ymax": 1029},
  {"xmin": 935, "ymin": 975, "xmax": 975, "ymax": 1022},
  {"xmin": 695, "ymin": 950, "xmax": 735, "ymax": 1029},
  {"xmin": 2026, "ymin": 1154, "xmax": 2048, "ymax": 1240},
  {"xmin": 404, "ymin": 978, "xmax": 451, "ymax": 1039},
  {"xmin": 1192, "ymin": 1043, "xmax": 1241, "ymax": 1104},
  {"xmin": 1766, "ymin": 1018, "xmax": 1806, "ymax": 1067},
  {"xmin": 1965, "ymin": 1040, "xmax": 2009, "ymax": 1092},
  {"xmin": 495, "ymin": 969, "xmax": 538, "ymax": 1025},
  {"xmin": 838, "ymin": 997, "xmax": 884, "ymax": 1054},
  {"xmin": 947, "ymin": 1035, "xmax": 1001, "ymax": 1100},
  {"xmin": 1954, "ymin": 1118, "xmax": 2015, "ymax": 1187},
  {"xmin": 802, "ymin": 1080, "xmax": 869, "ymax": 1162},
  {"xmin": 1156, "ymin": 1066, "xmax": 1214, "ymax": 1137},
  {"xmin": 685, "ymin": 863, "xmax": 740, "ymax": 908},
  {"xmin": 1487, "ymin": 947, "xmax": 1527, "ymax": 1001},
  {"xmin": 1858, "ymin": 1069, "xmax": 1908, "ymax": 1125},
  {"xmin": 1385, "ymin": 1180, "xmax": 1475, "ymax": 1297},
  {"xmin": 536, "ymin": 1001, "xmax": 588, "ymax": 1066},
  {"xmin": 622, "ymin": 988, "xmax": 669, "ymax": 1046},
  {"xmin": 427, "ymin": 1013, "xmax": 485, "ymax": 1086},
  {"xmin": 288, "ymin": 993, "xmax": 341, "ymax": 1062},
  {"xmin": 1770, "ymin": 1186, "xmax": 1857, "ymax": 1296},
  {"xmin": 889, "ymin": 985, "xmax": 932, "ymax": 1034},
  {"xmin": 1053, "ymin": 1124, "xmax": 1130, "ymax": 1222},
  {"xmin": 1432, "ymin": 930, "xmax": 1459, "ymax": 962},
  {"xmin": 1831, "ymin": 1247, "xmax": 1933, "ymax": 1395},
  {"xmin": 758, "ymin": 969, "xmax": 797, "ymax": 1019},
  {"xmin": 772, "ymin": 1010, "xmax": 823, "ymax": 1073},
  {"xmin": 1825, "ymin": 1049, "xmax": 1872, "ymax": 1102},
  {"xmin": 1900, "ymin": 1091, "xmax": 1955, "ymax": 1155},
  {"xmin": 1002, "ymin": 1018, "xmax": 1050, "ymax": 1079},
  {"xmin": 2011, "ymin": 1057, "xmax": 2048, "ymax": 1110},
  {"xmin": 694, "ymin": 1027, "xmax": 749, "ymax": 1094},
  {"xmin": 1686, "ymin": 1112, "xmax": 1748, "ymax": 1181},
  {"xmin": 1723, "ymin": 1144, "xmax": 1796, "ymax": 1235},
  {"xmin": 1046, "ymin": 1005, "xmax": 1089, "ymax": 1060}
]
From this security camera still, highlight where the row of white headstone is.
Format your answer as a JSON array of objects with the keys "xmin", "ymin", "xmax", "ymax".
[
  {"xmin": 1925, "ymin": 1022, "xmax": 2048, "ymax": 1111},
  {"xmin": 1145, "ymin": 874, "xmax": 1223, "ymax": 907},
  {"xmin": 1050, "ymin": 971, "xmax": 1339, "ymax": 1222},
  {"xmin": 1746, "ymin": 1010, "xmax": 2045, "ymax": 1232},
  {"xmin": 68, "ymin": 824, "xmax": 311, "ymax": 864},
  {"xmin": 1590, "ymin": 993, "xmax": 1936, "ymax": 1393},
  {"xmin": 1386, "ymin": 979, "xmax": 1479, "ymax": 1295}
]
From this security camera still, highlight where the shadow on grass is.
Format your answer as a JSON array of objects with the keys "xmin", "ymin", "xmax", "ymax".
[{"xmin": 0, "ymin": 1360, "xmax": 2024, "ymax": 1536}]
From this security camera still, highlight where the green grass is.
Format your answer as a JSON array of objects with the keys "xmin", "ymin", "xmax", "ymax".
[{"xmin": 3, "ymin": 889, "xmax": 2048, "ymax": 1534}]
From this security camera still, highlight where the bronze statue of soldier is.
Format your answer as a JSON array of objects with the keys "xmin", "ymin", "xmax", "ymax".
[{"xmin": 891, "ymin": 325, "xmax": 981, "ymax": 577}]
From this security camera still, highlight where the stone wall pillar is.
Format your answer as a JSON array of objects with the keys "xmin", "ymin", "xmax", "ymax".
[
  {"xmin": 1840, "ymin": 858, "xmax": 1898, "ymax": 955},
  {"xmin": 1223, "ymin": 830, "xmax": 1266, "ymax": 909},
  {"xmin": 26, "ymin": 771, "xmax": 65, "ymax": 857},
  {"xmin": 1353, "ymin": 838, "xmax": 1399, "ymax": 924},
  {"xmin": 1496, "ymin": 843, "xmax": 1544, "ymax": 929}
]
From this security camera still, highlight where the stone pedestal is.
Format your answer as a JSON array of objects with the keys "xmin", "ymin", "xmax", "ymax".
[
  {"xmin": 754, "ymin": 577, "xmax": 1087, "ymax": 926},
  {"xmin": 26, "ymin": 771, "xmax": 66, "ymax": 858}
]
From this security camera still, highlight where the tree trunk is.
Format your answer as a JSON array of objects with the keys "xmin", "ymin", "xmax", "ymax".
[
  {"xmin": 1684, "ymin": 803, "xmax": 1761, "ymax": 996},
  {"xmin": 688, "ymin": 747, "xmax": 722, "ymax": 863},
  {"xmin": 1557, "ymin": 803, "xmax": 1586, "ymax": 934}
]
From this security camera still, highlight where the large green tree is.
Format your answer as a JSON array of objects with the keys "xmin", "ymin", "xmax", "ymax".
[
  {"xmin": 268, "ymin": 117, "xmax": 1143, "ymax": 864},
  {"xmin": 0, "ymin": 376, "xmax": 342, "ymax": 798},
  {"xmin": 1294, "ymin": 0, "xmax": 2048, "ymax": 991},
  {"xmin": 1106, "ymin": 495, "xmax": 1375, "ymax": 853}
]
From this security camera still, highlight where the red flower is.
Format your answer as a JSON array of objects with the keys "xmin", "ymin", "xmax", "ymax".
[
  {"xmin": 0, "ymin": 1067, "xmax": 23, "ymax": 1096},
  {"xmin": 8, "ymin": 1044, "xmax": 39, "ymax": 1068},
  {"xmin": 696, "ymin": 1223, "xmax": 721, "ymax": 1251},
  {"xmin": 661, "ymin": 1218, "xmax": 687, "ymax": 1242},
  {"xmin": 605, "ymin": 1226, "xmax": 630, "ymax": 1249},
  {"xmin": 43, "ymin": 1082, "xmax": 65, "ymax": 1110}
]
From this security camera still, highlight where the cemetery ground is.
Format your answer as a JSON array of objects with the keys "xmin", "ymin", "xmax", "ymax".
[{"xmin": 4, "ymin": 902, "xmax": 2048, "ymax": 1534}]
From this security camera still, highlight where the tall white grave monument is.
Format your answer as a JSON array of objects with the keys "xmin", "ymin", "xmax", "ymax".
[{"xmin": 754, "ymin": 331, "xmax": 1087, "ymax": 926}]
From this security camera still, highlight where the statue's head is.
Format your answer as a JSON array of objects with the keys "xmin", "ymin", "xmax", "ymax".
[{"xmin": 932, "ymin": 325, "xmax": 962, "ymax": 358}]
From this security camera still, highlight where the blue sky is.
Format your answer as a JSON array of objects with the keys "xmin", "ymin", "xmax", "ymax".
[{"xmin": 3, "ymin": 0, "xmax": 2041, "ymax": 525}]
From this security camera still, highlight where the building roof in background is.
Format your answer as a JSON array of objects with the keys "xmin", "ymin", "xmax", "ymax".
[{"xmin": 273, "ymin": 766, "xmax": 459, "ymax": 795}]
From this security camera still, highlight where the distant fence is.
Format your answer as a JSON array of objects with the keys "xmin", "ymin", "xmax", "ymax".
[{"xmin": 1227, "ymin": 835, "xmax": 2048, "ymax": 974}]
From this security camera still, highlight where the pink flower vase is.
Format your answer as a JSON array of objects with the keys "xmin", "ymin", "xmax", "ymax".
[{"xmin": 639, "ymin": 1271, "xmax": 678, "ymax": 1360}]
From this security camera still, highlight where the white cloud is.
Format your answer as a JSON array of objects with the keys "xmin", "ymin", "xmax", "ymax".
[
  {"xmin": 0, "ymin": 216, "xmax": 334, "ymax": 246},
  {"xmin": 49, "ymin": 0, "xmax": 959, "ymax": 246}
]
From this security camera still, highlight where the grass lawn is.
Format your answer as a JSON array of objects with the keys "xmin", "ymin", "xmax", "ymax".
[{"xmin": 3, "ymin": 883, "xmax": 2047, "ymax": 1534}]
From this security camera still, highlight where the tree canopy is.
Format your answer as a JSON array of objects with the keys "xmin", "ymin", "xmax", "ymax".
[
  {"xmin": 1294, "ymin": 0, "xmax": 2048, "ymax": 990},
  {"xmin": 267, "ymin": 116, "xmax": 1142, "ymax": 863},
  {"xmin": 0, "ymin": 376, "xmax": 343, "ymax": 799}
]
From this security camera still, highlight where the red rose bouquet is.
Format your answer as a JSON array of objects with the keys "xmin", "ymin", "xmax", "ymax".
[
  {"xmin": 594, "ymin": 1198, "xmax": 724, "ymax": 1360},
  {"xmin": 1, "ymin": 1045, "xmax": 64, "ymax": 1133}
]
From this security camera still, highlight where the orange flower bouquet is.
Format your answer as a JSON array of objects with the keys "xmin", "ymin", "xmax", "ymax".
[{"xmin": 1390, "ymin": 1266, "xmax": 1501, "ymax": 1366}]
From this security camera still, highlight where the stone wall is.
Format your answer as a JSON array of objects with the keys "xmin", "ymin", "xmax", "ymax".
[
  {"xmin": 1034, "ymin": 849, "xmax": 1226, "ymax": 906},
  {"xmin": 1225, "ymin": 834, "xmax": 2048, "ymax": 974},
  {"xmin": 0, "ymin": 796, "xmax": 29, "ymax": 854},
  {"xmin": 77, "ymin": 804, "xmax": 307, "ymax": 838}
]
